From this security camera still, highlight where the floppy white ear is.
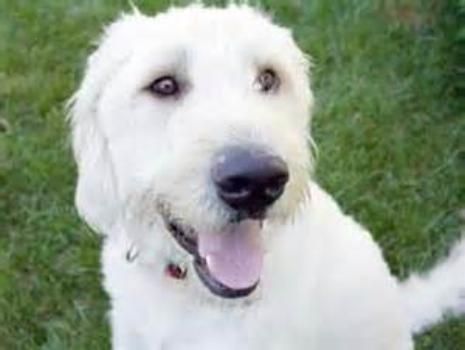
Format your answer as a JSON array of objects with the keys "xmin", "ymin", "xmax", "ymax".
[
  {"xmin": 68, "ymin": 60, "xmax": 121, "ymax": 235},
  {"xmin": 68, "ymin": 12, "xmax": 150, "ymax": 234},
  {"xmin": 69, "ymin": 97, "xmax": 118, "ymax": 234}
]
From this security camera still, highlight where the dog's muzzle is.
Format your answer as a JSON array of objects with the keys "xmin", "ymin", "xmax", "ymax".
[{"xmin": 157, "ymin": 146, "xmax": 289, "ymax": 299}]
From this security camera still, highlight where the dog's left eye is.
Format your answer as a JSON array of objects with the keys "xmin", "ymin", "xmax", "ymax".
[
  {"xmin": 256, "ymin": 69, "xmax": 280, "ymax": 93},
  {"xmin": 148, "ymin": 76, "xmax": 180, "ymax": 97}
]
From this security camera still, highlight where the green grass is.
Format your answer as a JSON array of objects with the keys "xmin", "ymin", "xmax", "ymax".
[{"xmin": 1, "ymin": 0, "xmax": 464, "ymax": 348}]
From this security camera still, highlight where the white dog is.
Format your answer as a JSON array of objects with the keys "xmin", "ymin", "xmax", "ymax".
[{"xmin": 69, "ymin": 4, "xmax": 465, "ymax": 349}]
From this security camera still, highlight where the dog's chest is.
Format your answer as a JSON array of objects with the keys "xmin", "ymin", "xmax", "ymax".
[{"xmin": 152, "ymin": 301, "xmax": 314, "ymax": 350}]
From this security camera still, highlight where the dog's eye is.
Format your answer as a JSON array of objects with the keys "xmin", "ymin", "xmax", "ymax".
[
  {"xmin": 256, "ymin": 69, "xmax": 280, "ymax": 93},
  {"xmin": 148, "ymin": 76, "xmax": 180, "ymax": 97}
]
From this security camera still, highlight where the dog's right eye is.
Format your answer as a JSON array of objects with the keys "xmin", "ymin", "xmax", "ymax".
[{"xmin": 148, "ymin": 76, "xmax": 180, "ymax": 97}]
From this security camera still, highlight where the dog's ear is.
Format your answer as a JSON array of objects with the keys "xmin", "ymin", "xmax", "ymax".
[
  {"xmin": 69, "ymin": 99, "xmax": 119, "ymax": 235},
  {"xmin": 68, "ymin": 12, "xmax": 150, "ymax": 234}
]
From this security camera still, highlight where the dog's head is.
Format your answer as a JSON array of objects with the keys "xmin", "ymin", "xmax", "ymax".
[{"xmin": 69, "ymin": 4, "xmax": 314, "ymax": 300}]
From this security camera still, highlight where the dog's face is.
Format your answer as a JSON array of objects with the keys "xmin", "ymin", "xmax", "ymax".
[{"xmin": 70, "ymin": 5, "xmax": 313, "ymax": 300}]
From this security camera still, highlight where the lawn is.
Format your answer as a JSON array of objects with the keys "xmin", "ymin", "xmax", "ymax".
[{"xmin": 1, "ymin": 0, "xmax": 464, "ymax": 349}]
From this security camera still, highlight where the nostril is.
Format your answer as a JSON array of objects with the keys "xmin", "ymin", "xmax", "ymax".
[
  {"xmin": 265, "ymin": 184, "xmax": 285, "ymax": 199},
  {"xmin": 218, "ymin": 176, "xmax": 250, "ymax": 195},
  {"xmin": 271, "ymin": 173, "xmax": 289, "ymax": 187},
  {"xmin": 263, "ymin": 170, "xmax": 289, "ymax": 193},
  {"xmin": 218, "ymin": 176, "xmax": 251, "ymax": 201}
]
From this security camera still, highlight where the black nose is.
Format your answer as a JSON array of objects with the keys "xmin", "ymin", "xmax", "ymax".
[{"xmin": 212, "ymin": 146, "xmax": 289, "ymax": 217}]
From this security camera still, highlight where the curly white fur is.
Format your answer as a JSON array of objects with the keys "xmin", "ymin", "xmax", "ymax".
[{"xmin": 69, "ymin": 4, "xmax": 465, "ymax": 349}]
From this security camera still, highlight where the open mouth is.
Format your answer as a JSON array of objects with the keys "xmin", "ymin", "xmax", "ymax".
[{"xmin": 158, "ymin": 204, "xmax": 263, "ymax": 299}]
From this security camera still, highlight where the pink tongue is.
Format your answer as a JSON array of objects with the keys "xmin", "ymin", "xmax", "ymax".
[{"xmin": 198, "ymin": 220, "xmax": 263, "ymax": 289}]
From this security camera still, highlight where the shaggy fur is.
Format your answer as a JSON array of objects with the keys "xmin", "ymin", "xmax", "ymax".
[{"xmin": 69, "ymin": 4, "xmax": 465, "ymax": 349}]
